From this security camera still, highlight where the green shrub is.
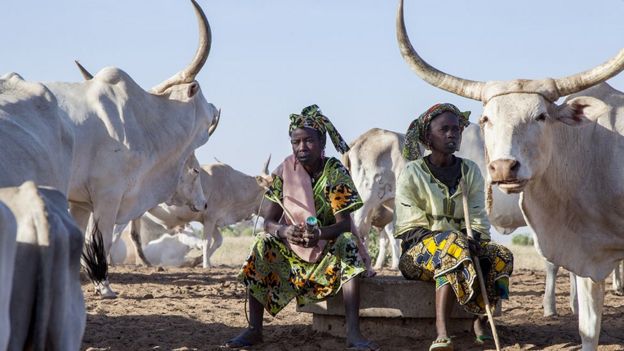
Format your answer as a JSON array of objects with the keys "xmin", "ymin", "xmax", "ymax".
[{"xmin": 511, "ymin": 233, "xmax": 534, "ymax": 246}]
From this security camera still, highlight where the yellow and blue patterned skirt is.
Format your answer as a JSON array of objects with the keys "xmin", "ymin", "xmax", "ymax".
[
  {"xmin": 399, "ymin": 230, "xmax": 513, "ymax": 315},
  {"xmin": 239, "ymin": 232, "xmax": 365, "ymax": 316}
]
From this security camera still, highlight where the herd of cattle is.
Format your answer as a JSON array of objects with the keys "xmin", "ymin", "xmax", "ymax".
[{"xmin": 0, "ymin": 0, "xmax": 622, "ymax": 350}]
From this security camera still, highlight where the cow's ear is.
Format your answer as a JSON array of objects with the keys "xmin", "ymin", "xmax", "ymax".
[
  {"xmin": 556, "ymin": 96, "xmax": 607, "ymax": 126},
  {"xmin": 187, "ymin": 82, "xmax": 200, "ymax": 98}
]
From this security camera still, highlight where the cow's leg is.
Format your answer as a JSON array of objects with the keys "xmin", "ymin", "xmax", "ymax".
[
  {"xmin": 352, "ymin": 206, "xmax": 374, "ymax": 246},
  {"xmin": 612, "ymin": 260, "xmax": 624, "ymax": 296},
  {"xmin": 570, "ymin": 271, "xmax": 578, "ymax": 315},
  {"xmin": 69, "ymin": 202, "xmax": 92, "ymax": 233},
  {"xmin": 576, "ymin": 276, "xmax": 604, "ymax": 351},
  {"xmin": 108, "ymin": 223, "xmax": 127, "ymax": 265},
  {"xmin": 385, "ymin": 222, "xmax": 400, "ymax": 270},
  {"xmin": 129, "ymin": 219, "xmax": 151, "ymax": 267},
  {"xmin": 201, "ymin": 219, "xmax": 215, "ymax": 268},
  {"xmin": 83, "ymin": 201, "xmax": 120, "ymax": 298},
  {"xmin": 203, "ymin": 224, "xmax": 222, "ymax": 268},
  {"xmin": 543, "ymin": 261, "xmax": 559, "ymax": 317},
  {"xmin": 70, "ymin": 203, "xmax": 116, "ymax": 297},
  {"xmin": 351, "ymin": 208, "xmax": 376, "ymax": 275},
  {"xmin": 373, "ymin": 227, "xmax": 388, "ymax": 270},
  {"xmin": 48, "ymin": 207, "xmax": 86, "ymax": 350}
]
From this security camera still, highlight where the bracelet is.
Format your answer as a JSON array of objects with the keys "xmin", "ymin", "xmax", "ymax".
[{"xmin": 275, "ymin": 225, "xmax": 284, "ymax": 238}]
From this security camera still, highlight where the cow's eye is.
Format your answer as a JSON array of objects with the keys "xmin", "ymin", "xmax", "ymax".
[
  {"xmin": 192, "ymin": 168, "xmax": 200, "ymax": 174},
  {"xmin": 536, "ymin": 113, "xmax": 547, "ymax": 122},
  {"xmin": 479, "ymin": 115, "xmax": 489, "ymax": 125}
]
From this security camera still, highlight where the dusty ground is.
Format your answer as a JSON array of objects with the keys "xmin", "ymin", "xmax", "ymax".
[{"xmin": 82, "ymin": 240, "xmax": 624, "ymax": 351}]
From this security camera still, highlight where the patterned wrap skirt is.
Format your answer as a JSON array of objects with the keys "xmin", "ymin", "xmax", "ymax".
[
  {"xmin": 399, "ymin": 230, "xmax": 513, "ymax": 315},
  {"xmin": 239, "ymin": 232, "xmax": 365, "ymax": 316}
]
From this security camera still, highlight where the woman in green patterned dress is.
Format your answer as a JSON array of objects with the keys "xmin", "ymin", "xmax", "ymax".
[
  {"xmin": 225, "ymin": 105, "xmax": 378, "ymax": 350},
  {"xmin": 394, "ymin": 103, "xmax": 514, "ymax": 351}
]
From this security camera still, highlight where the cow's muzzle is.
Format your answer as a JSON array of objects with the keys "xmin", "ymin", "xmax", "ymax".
[
  {"xmin": 190, "ymin": 201, "xmax": 208, "ymax": 212},
  {"xmin": 488, "ymin": 159, "xmax": 528, "ymax": 193}
]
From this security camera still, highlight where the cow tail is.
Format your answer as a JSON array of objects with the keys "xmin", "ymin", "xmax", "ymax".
[{"xmin": 81, "ymin": 221, "xmax": 108, "ymax": 284}]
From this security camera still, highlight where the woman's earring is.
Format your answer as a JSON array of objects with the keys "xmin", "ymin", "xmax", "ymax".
[{"xmin": 321, "ymin": 150, "xmax": 325, "ymax": 158}]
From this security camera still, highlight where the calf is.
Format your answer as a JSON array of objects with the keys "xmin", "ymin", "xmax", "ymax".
[{"xmin": 129, "ymin": 156, "xmax": 272, "ymax": 268}]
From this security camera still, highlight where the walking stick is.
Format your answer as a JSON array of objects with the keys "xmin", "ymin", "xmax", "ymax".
[
  {"xmin": 259, "ymin": 185, "xmax": 298, "ymax": 225},
  {"xmin": 459, "ymin": 179, "xmax": 501, "ymax": 351}
]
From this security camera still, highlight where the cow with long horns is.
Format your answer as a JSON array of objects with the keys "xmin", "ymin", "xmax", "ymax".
[{"xmin": 2, "ymin": 0, "xmax": 220, "ymax": 298}]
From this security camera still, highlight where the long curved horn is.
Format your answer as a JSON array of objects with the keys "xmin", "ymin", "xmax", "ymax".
[
  {"xmin": 554, "ymin": 49, "xmax": 624, "ymax": 97},
  {"xmin": 208, "ymin": 109, "xmax": 220, "ymax": 137},
  {"xmin": 262, "ymin": 154, "xmax": 272, "ymax": 175},
  {"xmin": 396, "ymin": 0, "xmax": 484, "ymax": 101},
  {"xmin": 74, "ymin": 60, "xmax": 94, "ymax": 80},
  {"xmin": 151, "ymin": 0, "xmax": 211, "ymax": 94}
]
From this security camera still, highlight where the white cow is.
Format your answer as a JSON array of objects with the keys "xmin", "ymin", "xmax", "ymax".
[
  {"xmin": 0, "ymin": 181, "xmax": 85, "ymax": 350},
  {"xmin": 112, "ymin": 227, "xmax": 202, "ymax": 267},
  {"xmin": 397, "ymin": 0, "xmax": 624, "ymax": 348},
  {"xmin": 30, "ymin": 0, "xmax": 218, "ymax": 298},
  {"xmin": 0, "ymin": 73, "xmax": 74, "ymax": 194},
  {"xmin": 344, "ymin": 127, "xmax": 578, "ymax": 317},
  {"xmin": 127, "ymin": 157, "xmax": 273, "ymax": 268},
  {"xmin": 144, "ymin": 231, "xmax": 203, "ymax": 267}
]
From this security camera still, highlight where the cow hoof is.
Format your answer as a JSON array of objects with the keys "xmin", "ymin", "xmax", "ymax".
[
  {"xmin": 543, "ymin": 311, "xmax": 557, "ymax": 318},
  {"xmin": 95, "ymin": 284, "xmax": 118, "ymax": 299},
  {"xmin": 613, "ymin": 289, "xmax": 624, "ymax": 296},
  {"xmin": 372, "ymin": 264, "xmax": 383, "ymax": 271}
]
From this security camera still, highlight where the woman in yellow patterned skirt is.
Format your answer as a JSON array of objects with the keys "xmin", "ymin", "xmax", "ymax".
[
  {"xmin": 225, "ymin": 105, "xmax": 378, "ymax": 350},
  {"xmin": 394, "ymin": 103, "xmax": 513, "ymax": 351}
]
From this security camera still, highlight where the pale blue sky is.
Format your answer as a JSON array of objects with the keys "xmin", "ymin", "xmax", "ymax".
[{"xmin": 2, "ymin": 1, "xmax": 623, "ymax": 241}]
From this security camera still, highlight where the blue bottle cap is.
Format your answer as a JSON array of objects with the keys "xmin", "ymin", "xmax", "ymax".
[{"xmin": 305, "ymin": 216, "xmax": 318, "ymax": 226}]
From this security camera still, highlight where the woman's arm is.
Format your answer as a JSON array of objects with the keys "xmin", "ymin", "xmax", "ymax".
[
  {"xmin": 466, "ymin": 163, "xmax": 491, "ymax": 241},
  {"xmin": 261, "ymin": 200, "xmax": 305, "ymax": 245}
]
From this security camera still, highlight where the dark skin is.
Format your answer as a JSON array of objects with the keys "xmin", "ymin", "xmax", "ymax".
[
  {"xmin": 424, "ymin": 112, "xmax": 487, "ymax": 341},
  {"xmin": 231, "ymin": 127, "xmax": 370, "ymax": 347}
]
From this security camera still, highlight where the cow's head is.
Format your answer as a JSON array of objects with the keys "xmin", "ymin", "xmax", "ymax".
[
  {"xmin": 255, "ymin": 154, "xmax": 274, "ymax": 190},
  {"xmin": 148, "ymin": 0, "xmax": 219, "ymax": 150},
  {"xmin": 396, "ymin": 0, "xmax": 623, "ymax": 193},
  {"xmin": 75, "ymin": 0, "xmax": 220, "ymax": 148},
  {"xmin": 167, "ymin": 153, "xmax": 207, "ymax": 212}
]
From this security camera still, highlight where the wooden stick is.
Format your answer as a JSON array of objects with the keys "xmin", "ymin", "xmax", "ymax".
[
  {"xmin": 260, "ymin": 185, "xmax": 297, "ymax": 225},
  {"xmin": 460, "ymin": 179, "xmax": 502, "ymax": 351}
]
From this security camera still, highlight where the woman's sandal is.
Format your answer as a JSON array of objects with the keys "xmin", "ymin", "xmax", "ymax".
[
  {"xmin": 474, "ymin": 334, "xmax": 493, "ymax": 345},
  {"xmin": 429, "ymin": 337, "xmax": 453, "ymax": 351}
]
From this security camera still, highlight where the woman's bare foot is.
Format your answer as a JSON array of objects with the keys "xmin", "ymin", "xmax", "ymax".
[{"xmin": 224, "ymin": 328, "xmax": 263, "ymax": 348}]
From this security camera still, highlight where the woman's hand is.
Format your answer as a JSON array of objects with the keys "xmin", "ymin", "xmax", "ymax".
[
  {"xmin": 284, "ymin": 224, "xmax": 305, "ymax": 246},
  {"xmin": 468, "ymin": 237, "xmax": 482, "ymax": 256},
  {"xmin": 302, "ymin": 227, "xmax": 321, "ymax": 248}
]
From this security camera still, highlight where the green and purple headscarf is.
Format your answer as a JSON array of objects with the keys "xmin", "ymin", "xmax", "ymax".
[
  {"xmin": 289, "ymin": 104, "xmax": 350, "ymax": 154},
  {"xmin": 402, "ymin": 103, "xmax": 471, "ymax": 160}
]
